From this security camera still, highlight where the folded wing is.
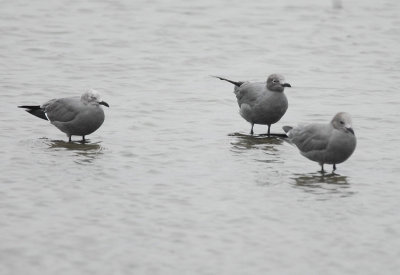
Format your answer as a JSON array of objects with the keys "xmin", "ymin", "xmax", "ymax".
[
  {"xmin": 289, "ymin": 124, "xmax": 332, "ymax": 153},
  {"xmin": 43, "ymin": 97, "xmax": 81, "ymax": 123}
]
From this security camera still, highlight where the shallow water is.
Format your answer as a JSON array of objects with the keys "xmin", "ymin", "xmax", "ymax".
[{"xmin": 1, "ymin": 0, "xmax": 400, "ymax": 274}]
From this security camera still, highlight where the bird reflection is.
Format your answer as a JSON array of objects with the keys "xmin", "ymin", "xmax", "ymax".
[
  {"xmin": 45, "ymin": 139, "xmax": 104, "ymax": 164},
  {"xmin": 291, "ymin": 172, "xmax": 355, "ymax": 198},
  {"xmin": 230, "ymin": 132, "xmax": 286, "ymax": 163},
  {"xmin": 230, "ymin": 132, "xmax": 285, "ymax": 150}
]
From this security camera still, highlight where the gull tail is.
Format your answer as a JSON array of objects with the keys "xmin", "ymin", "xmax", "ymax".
[
  {"xmin": 211, "ymin": 76, "xmax": 244, "ymax": 87},
  {"xmin": 18, "ymin": 105, "xmax": 48, "ymax": 120},
  {"xmin": 282, "ymin": 126, "xmax": 293, "ymax": 135}
]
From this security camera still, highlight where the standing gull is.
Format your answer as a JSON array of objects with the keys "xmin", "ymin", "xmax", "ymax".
[
  {"xmin": 18, "ymin": 89, "xmax": 109, "ymax": 142},
  {"xmin": 283, "ymin": 112, "xmax": 357, "ymax": 172},
  {"xmin": 214, "ymin": 74, "xmax": 291, "ymax": 136}
]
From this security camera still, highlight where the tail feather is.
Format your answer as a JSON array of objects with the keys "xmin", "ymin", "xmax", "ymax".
[
  {"xmin": 18, "ymin": 105, "xmax": 48, "ymax": 120},
  {"xmin": 282, "ymin": 126, "xmax": 293, "ymax": 135},
  {"xmin": 211, "ymin": 76, "xmax": 244, "ymax": 87}
]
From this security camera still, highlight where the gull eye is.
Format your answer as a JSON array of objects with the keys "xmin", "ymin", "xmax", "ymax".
[
  {"xmin": 272, "ymin": 79, "xmax": 278, "ymax": 83},
  {"xmin": 340, "ymin": 121, "xmax": 344, "ymax": 125}
]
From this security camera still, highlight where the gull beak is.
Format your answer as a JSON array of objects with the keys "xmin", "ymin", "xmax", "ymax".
[
  {"xmin": 282, "ymin": 83, "xmax": 291, "ymax": 88},
  {"xmin": 346, "ymin": 127, "xmax": 354, "ymax": 135},
  {"xmin": 99, "ymin": 101, "xmax": 110, "ymax": 107}
]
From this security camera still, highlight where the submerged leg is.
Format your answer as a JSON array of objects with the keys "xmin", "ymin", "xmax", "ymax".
[
  {"xmin": 333, "ymin": 164, "xmax": 337, "ymax": 171},
  {"xmin": 250, "ymin": 124, "xmax": 254, "ymax": 135},
  {"xmin": 267, "ymin": 124, "xmax": 271, "ymax": 136}
]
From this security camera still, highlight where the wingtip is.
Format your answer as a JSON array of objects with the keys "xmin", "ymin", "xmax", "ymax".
[
  {"xmin": 18, "ymin": 105, "xmax": 41, "ymax": 109},
  {"xmin": 210, "ymin": 75, "xmax": 223, "ymax": 80},
  {"xmin": 212, "ymin": 76, "xmax": 243, "ymax": 87}
]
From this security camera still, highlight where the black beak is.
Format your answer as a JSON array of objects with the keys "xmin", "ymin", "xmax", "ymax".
[
  {"xmin": 99, "ymin": 101, "xmax": 109, "ymax": 107},
  {"xmin": 346, "ymin": 127, "xmax": 354, "ymax": 135},
  {"xmin": 282, "ymin": 83, "xmax": 291, "ymax": 88}
]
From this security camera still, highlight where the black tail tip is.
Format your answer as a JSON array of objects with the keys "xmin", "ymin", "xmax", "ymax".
[
  {"xmin": 18, "ymin": 105, "xmax": 41, "ymax": 109},
  {"xmin": 282, "ymin": 126, "xmax": 293, "ymax": 133}
]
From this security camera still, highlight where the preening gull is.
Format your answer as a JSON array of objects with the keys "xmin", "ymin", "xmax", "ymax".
[
  {"xmin": 18, "ymin": 89, "xmax": 109, "ymax": 142},
  {"xmin": 283, "ymin": 112, "xmax": 356, "ymax": 172},
  {"xmin": 214, "ymin": 74, "xmax": 291, "ymax": 136}
]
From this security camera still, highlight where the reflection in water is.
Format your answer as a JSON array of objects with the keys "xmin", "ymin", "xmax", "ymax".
[
  {"xmin": 229, "ymin": 132, "xmax": 286, "ymax": 163},
  {"xmin": 45, "ymin": 139, "xmax": 104, "ymax": 164},
  {"xmin": 230, "ymin": 132, "xmax": 285, "ymax": 150},
  {"xmin": 291, "ymin": 172, "xmax": 355, "ymax": 199}
]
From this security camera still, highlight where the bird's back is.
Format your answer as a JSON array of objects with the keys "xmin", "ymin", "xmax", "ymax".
[
  {"xmin": 288, "ymin": 124, "xmax": 332, "ymax": 153},
  {"xmin": 234, "ymin": 82, "xmax": 266, "ymax": 107},
  {"xmin": 43, "ymin": 97, "xmax": 82, "ymax": 123},
  {"xmin": 235, "ymin": 82, "xmax": 288, "ymax": 124}
]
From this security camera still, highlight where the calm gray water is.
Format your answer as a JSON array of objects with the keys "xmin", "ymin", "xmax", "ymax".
[{"xmin": 1, "ymin": 0, "xmax": 400, "ymax": 274}]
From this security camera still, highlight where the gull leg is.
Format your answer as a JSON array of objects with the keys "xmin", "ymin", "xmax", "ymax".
[
  {"xmin": 320, "ymin": 163, "xmax": 325, "ymax": 173},
  {"xmin": 82, "ymin": 136, "xmax": 86, "ymax": 143},
  {"xmin": 267, "ymin": 124, "xmax": 271, "ymax": 137},
  {"xmin": 250, "ymin": 124, "xmax": 254, "ymax": 135},
  {"xmin": 68, "ymin": 136, "xmax": 72, "ymax": 142},
  {"xmin": 333, "ymin": 164, "xmax": 337, "ymax": 171}
]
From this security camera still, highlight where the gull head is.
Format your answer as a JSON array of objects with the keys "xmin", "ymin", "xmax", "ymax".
[
  {"xmin": 267, "ymin": 74, "xmax": 291, "ymax": 92},
  {"xmin": 331, "ymin": 112, "xmax": 354, "ymax": 135},
  {"xmin": 81, "ymin": 89, "xmax": 109, "ymax": 107}
]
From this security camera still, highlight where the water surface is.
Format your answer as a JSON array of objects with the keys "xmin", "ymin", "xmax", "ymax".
[{"xmin": 1, "ymin": 0, "xmax": 400, "ymax": 274}]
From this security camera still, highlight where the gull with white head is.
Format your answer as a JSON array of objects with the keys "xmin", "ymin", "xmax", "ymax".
[
  {"xmin": 283, "ymin": 112, "xmax": 357, "ymax": 172},
  {"xmin": 214, "ymin": 74, "xmax": 291, "ymax": 136},
  {"xmin": 19, "ymin": 89, "xmax": 109, "ymax": 142}
]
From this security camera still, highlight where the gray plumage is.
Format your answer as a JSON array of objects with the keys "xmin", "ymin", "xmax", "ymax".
[
  {"xmin": 214, "ymin": 74, "xmax": 291, "ymax": 135},
  {"xmin": 19, "ymin": 89, "xmax": 109, "ymax": 142},
  {"xmin": 283, "ymin": 112, "xmax": 357, "ymax": 172}
]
